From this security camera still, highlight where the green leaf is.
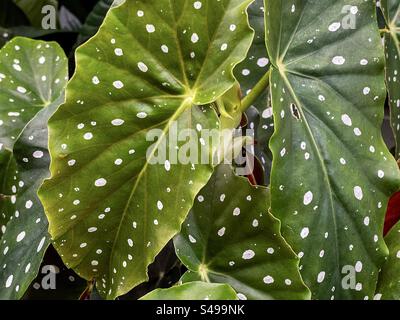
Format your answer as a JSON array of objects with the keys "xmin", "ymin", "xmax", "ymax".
[
  {"xmin": 266, "ymin": 0, "xmax": 400, "ymax": 299},
  {"xmin": 235, "ymin": 0, "xmax": 269, "ymax": 102},
  {"xmin": 376, "ymin": 220, "xmax": 400, "ymax": 300},
  {"xmin": 75, "ymin": 0, "xmax": 114, "ymax": 46},
  {"xmin": 0, "ymin": 148, "xmax": 17, "ymax": 231},
  {"xmin": 0, "ymin": 0, "xmax": 30, "ymax": 28},
  {"xmin": 141, "ymin": 281, "xmax": 237, "ymax": 300},
  {"xmin": 0, "ymin": 26, "xmax": 72, "ymax": 50},
  {"xmin": 0, "ymin": 38, "xmax": 66, "ymax": 150},
  {"xmin": 14, "ymin": 0, "xmax": 58, "ymax": 28},
  {"xmin": 381, "ymin": 1, "xmax": 400, "ymax": 158},
  {"xmin": 247, "ymin": 100, "xmax": 274, "ymax": 185},
  {"xmin": 234, "ymin": 0, "xmax": 273, "ymax": 183},
  {"xmin": 175, "ymin": 164, "xmax": 310, "ymax": 300},
  {"xmin": 0, "ymin": 37, "xmax": 68, "ymax": 299},
  {"xmin": 39, "ymin": 0, "xmax": 254, "ymax": 300}
]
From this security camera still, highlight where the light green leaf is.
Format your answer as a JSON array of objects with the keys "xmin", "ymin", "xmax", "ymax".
[
  {"xmin": 141, "ymin": 281, "xmax": 237, "ymax": 300},
  {"xmin": 13, "ymin": 0, "xmax": 58, "ymax": 28},
  {"xmin": 381, "ymin": 0, "xmax": 400, "ymax": 158},
  {"xmin": 266, "ymin": 0, "xmax": 400, "ymax": 299},
  {"xmin": 39, "ymin": 0, "xmax": 254, "ymax": 300},
  {"xmin": 175, "ymin": 164, "xmax": 310, "ymax": 300},
  {"xmin": 376, "ymin": 220, "xmax": 400, "ymax": 300},
  {"xmin": 0, "ymin": 37, "xmax": 67, "ymax": 299}
]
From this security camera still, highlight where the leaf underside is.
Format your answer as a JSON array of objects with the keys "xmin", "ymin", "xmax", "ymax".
[
  {"xmin": 39, "ymin": 0, "xmax": 254, "ymax": 299},
  {"xmin": 266, "ymin": 0, "xmax": 400, "ymax": 299}
]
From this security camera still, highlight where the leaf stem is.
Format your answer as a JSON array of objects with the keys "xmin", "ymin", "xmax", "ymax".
[
  {"xmin": 240, "ymin": 69, "xmax": 271, "ymax": 113},
  {"xmin": 79, "ymin": 279, "xmax": 95, "ymax": 300}
]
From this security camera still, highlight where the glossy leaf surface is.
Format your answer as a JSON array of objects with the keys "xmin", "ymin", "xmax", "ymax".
[
  {"xmin": 266, "ymin": 0, "xmax": 400, "ymax": 299},
  {"xmin": 175, "ymin": 164, "xmax": 310, "ymax": 300},
  {"xmin": 39, "ymin": 0, "xmax": 254, "ymax": 299},
  {"xmin": 141, "ymin": 281, "xmax": 237, "ymax": 300},
  {"xmin": 0, "ymin": 37, "xmax": 67, "ymax": 299}
]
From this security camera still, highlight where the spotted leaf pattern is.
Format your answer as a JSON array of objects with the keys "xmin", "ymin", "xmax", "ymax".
[
  {"xmin": 266, "ymin": 0, "xmax": 400, "ymax": 299},
  {"xmin": 381, "ymin": 0, "xmax": 400, "ymax": 158},
  {"xmin": 235, "ymin": 0, "xmax": 270, "ymax": 98},
  {"xmin": 141, "ymin": 281, "xmax": 237, "ymax": 300},
  {"xmin": 39, "ymin": 0, "xmax": 254, "ymax": 299},
  {"xmin": 0, "ymin": 37, "xmax": 67, "ymax": 299},
  {"xmin": 234, "ymin": 0, "xmax": 273, "ymax": 184},
  {"xmin": 175, "ymin": 164, "xmax": 310, "ymax": 300},
  {"xmin": 0, "ymin": 148, "xmax": 17, "ymax": 230}
]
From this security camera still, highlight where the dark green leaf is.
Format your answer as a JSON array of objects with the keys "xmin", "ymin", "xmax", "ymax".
[
  {"xmin": 0, "ymin": 37, "xmax": 67, "ymax": 299},
  {"xmin": 14, "ymin": 0, "xmax": 58, "ymax": 28},
  {"xmin": 234, "ymin": 0, "xmax": 273, "ymax": 184},
  {"xmin": 266, "ymin": 0, "xmax": 400, "ymax": 299},
  {"xmin": 0, "ymin": 148, "xmax": 17, "ymax": 231},
  {"xmin": 75, "ymin": 0, "xmax": 114, "ymax": 46},
  {"xmin": 235, "ymin": 0, "xmax": 269, "ymax": 100},
  {"xmin": 381, "ymin": 0, "xmax": 400, "ymax": 158},
  {"xmin": 175, "ymin": 164, "xmax": 310, "ymax": 300},
  {"xmin": 0, "ymin": 0, "xmax": 30, "ymax": 28}
]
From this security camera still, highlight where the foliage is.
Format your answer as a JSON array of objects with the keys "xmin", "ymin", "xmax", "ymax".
[{"xmin": 0, "ymin": 0, "xmax": 400, "ymax": 301}]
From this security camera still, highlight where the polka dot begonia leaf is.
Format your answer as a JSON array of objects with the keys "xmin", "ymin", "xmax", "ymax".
[
  {"xmin": 381, "ymin": 0, "xmax": 400, "ymax": 158},
  {"xmin": 141, "ymin": 281, "xmax": 237, "ymax": 300},
  {"xmin": 376, "ymin": 220, "xmax": 400, "ymax": 300},
  {"xmin": 38, "ymin": 0, "xmax": 254, "ymax": 299},
  {"xmin": 0, "ymin": 37, "xmax": 68, "ymax": 299},
  {"xmin": 266, "ymin": 0, "xmax": 400, "ymax": 299},
  {"xmin": 235, "ymin": 0, "xmax": 270, "ymax": 100},
  {"xmin": 174, "ymin": 164, "xmax": 310, "ymax": 300}
]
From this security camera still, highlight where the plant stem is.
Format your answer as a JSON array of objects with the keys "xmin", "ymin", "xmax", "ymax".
[
  {"xmin": 240, "ymin": 69, "xmax": 271, "ymax": 113},
  {"xmin": 380, "ymin": 28, "xmax": 390, "ymax": 34},
  {"xmin": 79, "ymin": 280, "xmax": 95, "ymax": 300}
]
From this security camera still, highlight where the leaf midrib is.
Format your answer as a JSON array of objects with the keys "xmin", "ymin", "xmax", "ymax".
[
  {"xmin": 275, "ymin": 67, "xmax": 341, "ymax": 282},
  {"xmin": 108, "ymin": 97, "xmax": 193, "ymax": 297}
]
